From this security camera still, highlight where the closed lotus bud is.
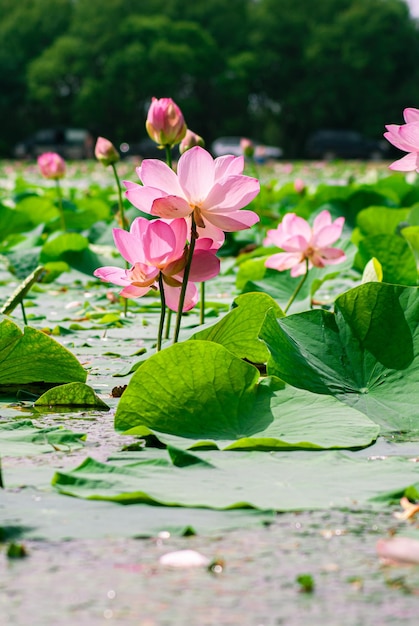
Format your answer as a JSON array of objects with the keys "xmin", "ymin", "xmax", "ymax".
[
  {"xmin": 240, "ymin": 137, "xmax": 255, "ymax": 159},
  {"xmin": 294, "ymin": 178, "xmax": 305, "ymax": 194},
  {"xmin": 95, "ymin": 136, "xmax": 120, "ymax": 166},
  {"xmin": 37, "ymin": 152, "xmax": 66, "ymax": 179},
  {"xmin": 146, "ymin": 97, "xmax": 187, "ymax": 147},
  {"xmin": 179, "ymin": 129, "xmax": 205, "ymax": 154}
]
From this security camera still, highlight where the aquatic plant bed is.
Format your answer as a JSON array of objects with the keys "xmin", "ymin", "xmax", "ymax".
[{"xmin": 1, "ymin": 159, "xmax": 419, "ymax": 624}]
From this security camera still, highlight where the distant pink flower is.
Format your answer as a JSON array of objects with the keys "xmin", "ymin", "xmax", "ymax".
[
  {"xmin": 37, "ymin": 152, "xmax": 66, "ymax": 179},
  {"xmin": 240, "ymin": 138, "xmax": 255, "ymax": 158},
  {"xmin": 264, "ymin": 210, "xmax": 346, "ymax": 277},
  {"xmin": 384, "ymin": 107, "xmax": 419, "ymax": 171},
  {"xmin": 146, "ymin": 97, "xmax": 187, "ymax": 147},
  {"xmin": 125, "ymin": 146, "xmax": 260, "ymax": 232},
  {"xmin": 95, "ymin": 136, "xmax": 120, "ymax": 166},
  {"xmin": 93, "ymin": 217, "xmax": 220, "ymax": 311},
  {"xmin": 294, "ymin": 178, "xmax": 305, "ymax": 194}
]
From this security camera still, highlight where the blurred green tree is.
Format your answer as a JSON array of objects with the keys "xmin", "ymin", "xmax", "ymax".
[
  {"xmin": 2, "ymin": 0, "xmax": 419, "ymax": 157},
  {"xmin": 0, "ymin": 0, "xmax": 72, "ymax": 154},
  {"xmin": 249, "ymin": 0, "xmax": 419, "ymax": 156}
]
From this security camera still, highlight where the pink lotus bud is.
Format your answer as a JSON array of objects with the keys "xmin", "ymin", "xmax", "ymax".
[
  {"xmin": 240, "ymin": 137, "xmax": 255, "ymax": 158},
  {"xmin": 146, "ymin": 97, "xmax": 187, "ymax": 147},
  {"xmin": 179, "ymin": 129, "xmax": 205, "ymax": 154},
  {"xmin": 95, "ymin": 136, "xmax": 120, "ymax": 166},
  {"xmin": 37, "ymin": 152, "xmax": 66, "ymax": 180},
  {"xmin": 294, "ymin": 178, "xmax": 305, "ymax": 193}
]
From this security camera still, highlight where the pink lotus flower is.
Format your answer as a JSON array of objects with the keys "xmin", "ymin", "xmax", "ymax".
[
  {"xmin": 93, "ymin": 217, "xmax": 220, "ymax": 311},
  {"xmin": 179, "ymin": 129, "xmax": 205, "ymax": 154},
  {"xmin": 264, "ymin": 210, "xmax": 346, "ymax": 277},
  {"xmin": 146, "ymin": 97, "xmax": 187, "ymax": 147},
  {"xmin": 95, "ymin": 136, "xmax": 120, "ymax": 166},
  {"xmin": 37, "ymin": 152, "xmax": 66, "ymax": 179},
  {"xmin": 125, "ymin": 146, "xmax": 260, "ymax": 232},
  {"xmin": 384, "ymin": 107, "xmax": 419, "ymax": 171}
]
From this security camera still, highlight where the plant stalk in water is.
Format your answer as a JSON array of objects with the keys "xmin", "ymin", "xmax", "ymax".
[
  {"xmin": 55, "ymin": 179, "xmax": 66, "ymax": 230},
  {"xmin": 173, "ymin": 215, "xmax": 198, "ymax": 344},
  {"xmin": 111, "ymin": 162, "xmax": 129, "ymax": 315},
  {"xmin": 157, "ymin": 273, "xmax": 166, "ymax": 352},
  {"xmin": 283, "ymin": 259, "xmax": 310, "ymax": 314}
]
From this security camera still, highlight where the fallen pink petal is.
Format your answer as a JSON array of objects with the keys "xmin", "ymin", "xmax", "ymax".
[{"xmin": 377, "ymin": 537, "xmax": 419, "ymax": 565}]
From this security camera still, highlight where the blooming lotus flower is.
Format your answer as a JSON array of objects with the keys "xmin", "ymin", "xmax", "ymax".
[
  {"xmin": 125, "ymin": 146, "xmax": 260, "ymax": 232},
  {"xmin": 264, "ymin": 210, "xmax": 346, "ymax": 277},
  {"xmin": 179, "ymin": 129, "xmax": 205, "ymax": 154},
  {"xmin": 37, "ymin": 152, "xmax": 66, "ymax": 179},
  {"xmin": 384, "ymin": 107, "xmax": 419, "ymax": 171},
  {"xmin": 95, "ymin": 136, "xmax": 120, "ymax": 166},
  {"xmin": 146, "ymin": 97, "xmax": 187, "ymax": 147},
  {"xmin": 93, "ymin": 217, "xmax": 220, "ymax": 311}
]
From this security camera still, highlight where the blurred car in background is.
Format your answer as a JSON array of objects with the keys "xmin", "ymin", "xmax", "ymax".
[
  {"xmin": 119, "ymin": 137, "xmax": 179, "ymax": 160},
  {"xmin": 211, "ymin": 136, "xmax": 283, "ymax": 161},
  {"xmin": 304, "ymin": 129, "xmax": 390, "ymax": 160},
  {"xmin": 13, "ymin": 128, "xmax": 94, "ymax": 159}
]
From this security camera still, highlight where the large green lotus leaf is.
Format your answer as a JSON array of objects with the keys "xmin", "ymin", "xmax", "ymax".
[
  {"xmin": 35, "ymin": 382, "xmax": 109, "ymax": 409},
  {"xmin": 114, "ymin": 341, "xmax": 262, "ymax": 438},
  {"xmin": 142, "ymin": 382, "xmax": 378, "ymax": 452},
  {"xmin": 40, "ymin": 232, "xmax": 89, "ymax": 262},
  {"xmin": 374, "ymin": 174, "xmax": 413, "ymax": 205},
  {"xmin": 401, "ymin": 225, "xmax": 419, "ymax": 257},
  {"xmin": 190, "ymin": 292, "xmax": 283, "ymax": 364},
  {"xmin": 0, "ymin": 419, "xmax": 85, "ymax": 456},
  {"xmin": 52, "ymin": 450, "xmax": 419, "ymax": 510},
  {"xmin": 355, "ymin": 234, "xmax": 417, "ymax": 285},
  {"xmin": 0, "ymin": 205, "xmax": 33, "ymax": 242},
  {"xmin": 356, "ymin": 206, "xmax": 410, "ymax": 236},
  {"xmin": 63, "ymin": 198, "xmax": 110, "ymax": 231},
  {"xmin": 15, "ymin": 195, "xmax": 59, "ymax": 226},
  {"xmin": 0, "ymin": 316, "xmax": 86, "ymax": 384},
  {"xmin": 114, "ymin": 339, "xmax": 378, "ymax": 450},
  {"xmin": 261, "ymin": 282, "xmax": 419, "ymax": 432},
  {"xmin": 0, "ymin": 486, "xmax": 274, "ymax": 540}
]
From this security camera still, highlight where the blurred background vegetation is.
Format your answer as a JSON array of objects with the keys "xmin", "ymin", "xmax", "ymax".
[{"xmin": 1, "ymin": 0, "xmax": 419, "ymax": 158}]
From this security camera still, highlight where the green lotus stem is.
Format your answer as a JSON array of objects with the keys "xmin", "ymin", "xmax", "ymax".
[
  {"xmin": 157, "ymin": 273, "xmax": 166, "ymax": 352},
  {"xmin": 162, "ymin": 143, "xmax": 174, "ymax": 339},
  {"xmin": 283, "ymin": 258, "xmax": 310, "ymax": 314},
  {"xmin": 173, "ymin": 214, "xmax": 197, "ymax": 344},
  {"xmin": 55, "ymin": 179, "xmax": 66, "ymax": 231},
  {"xmin": 111, "ymin": 162, "xmax": 129, "ymax": 316},
  {"xmin": 164, "ymin": 307, "xmax": 172, "ymax": 340},
  {"xmin": 200, "ymin": 281, "xmax": 205, "ymax": 325},
  {"xmin": 20, "ymin": 301, "xmax": 28, "ymax": 325},
  {"xmin": 111, "ymin": 162, "xmax": 127, "ymax": 230},
  {"xmin": 165, "ymin": 144, "xmax": 172, "ymax": 170}
]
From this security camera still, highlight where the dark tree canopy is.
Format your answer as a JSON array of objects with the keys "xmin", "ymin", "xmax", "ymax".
[{"xmin": 1, "ymin": 0, "xmax": 419, "ymax": 157}]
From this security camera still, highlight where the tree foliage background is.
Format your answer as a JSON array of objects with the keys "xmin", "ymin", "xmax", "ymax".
[{"xmin": 1, "ymin": 0, "xmax": 419, "ymax": 157}]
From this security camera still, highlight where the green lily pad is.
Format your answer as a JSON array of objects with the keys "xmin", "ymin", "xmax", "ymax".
[
  {"xmin": 0, "ymin": 316, "xmax": 86, "ymax": 385},
  {"xmin": 355, "ymin": 234, "xmax": 418, "ymax": 285},
  {"xmin": 190, "ymin": 291, "xmax": 283, "ymax": 363},
  {"xmin": 115, "ymin": 340, "xmax": 378, "ymax": 451},
  {"xmin": 35, "ymin": 382, "xmax": 110, "ymax": 409},
  {"xmin": 0, "ymin": 419, "xmax": 85, "ymax": 456},
  {"xmin": 261, "ymin": 282, "xmax": 419, "ymax": 432},
  {"xmin": 52, "ymin": 450, "xmax": 419, "ymax": 510}
]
